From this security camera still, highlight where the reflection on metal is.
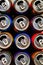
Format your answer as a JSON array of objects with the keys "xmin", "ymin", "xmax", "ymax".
[
  {"xmin": 32, "ymin": 0, "xmax": 43, "ymax": 13},
  {"xmin": 0, "ymin": 15, "xmax": 12, "ymax": 30},
  {"xmin": 0, "ymin": 32, "xmax": 13, "ymax": 49},
  {"xmin": 0, "ymin": 0, "xmax": 11, "ymax": 12},
  {"xmin": 32, "ymin": 15, "xmax": 43, "ymax": 31},
  {"xmin": 32, "ymin": 51, "xmax": 43, "ymax": 65},
  {"xmin": 14, "ymin": 0, "xmax": 29, "ymax": 13},
  {"xmin": 15, "ymin": 33, "xmax": 30, "ymax": 50},
  {"xmin": 14, "ymin": 52, "xmax": 30, "ymax": 65},
  {"xmin": 0, "ymin": 51, "xmax": 12, "ymax": 65},
  {"xmin": 13, "ymin": 16, "xmax": 29, "ymax": 31},
  {"xmin": 32, "ymin": 32, "xmax": 43, "ymax": 50}
]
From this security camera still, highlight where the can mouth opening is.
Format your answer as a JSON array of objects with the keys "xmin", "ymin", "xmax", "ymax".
[
  {"xmin": 35, "ymin": 18, "xmax": 41, "ymax": 23},
  {"xmin": 18, "ymin": 55, "xmax": 24, "ymax": 61},
  {"xmin": 0, "ymin": 36, "xmax": 6, "ymax": 41},
  {"xmin": 17, "ymin": 18, "xmax": 24, "ymax": 23},
  {"xmin": 37, "ymin": 54, "xmax": 43, "ymax": 64},
  {"xmin": 0, "ymin": 55, "xmax": 5, "ymax": 60},
  {"xmin": 17, "ymin": 1, "xmax": 23, "ymax": 6},
  {"xmin": 35, "ymin": 1, "xmax": 41, "ymax": 6}
]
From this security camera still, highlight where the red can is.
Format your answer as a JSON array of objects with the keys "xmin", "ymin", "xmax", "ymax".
[{"xmin": 32, "ymin": 32, "xmax": 43, "ymax": 50}]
